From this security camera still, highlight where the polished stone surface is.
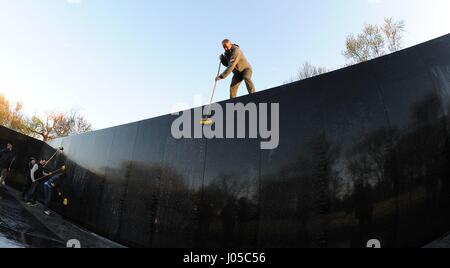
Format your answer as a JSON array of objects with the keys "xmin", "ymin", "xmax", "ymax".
[
  {"xmin": 0, "ymin": 186, "xmax": 123, "ymax": 248},
  {"xmin": 0, "ymin": 234, "xmax": 25, "ymax": 248}
]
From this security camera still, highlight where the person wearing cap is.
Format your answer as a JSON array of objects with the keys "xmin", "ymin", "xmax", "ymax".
[{"xmin": 25, "ymin": 159, "xmax": 51, "ymax": 206}]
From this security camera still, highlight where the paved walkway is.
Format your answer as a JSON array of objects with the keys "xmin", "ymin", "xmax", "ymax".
[
  {"xmin": 0, "ymin": 234, "xmax": 26, "ymax": 248},
  {"xmin": 424, "ymin": 232, "xmax": 450, "ymax": 248},
  {"xmin": 0, "ymin": 186, "xmax": 124, "ymax": 248}
]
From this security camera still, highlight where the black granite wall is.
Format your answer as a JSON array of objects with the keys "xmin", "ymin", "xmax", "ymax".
[{"xmin": 2, "ymin": 34, "xmax": 450, "ymax": 248}]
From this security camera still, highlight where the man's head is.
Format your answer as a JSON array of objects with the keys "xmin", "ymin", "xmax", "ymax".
[
  {"xmin": 39, "ymin": 159, "xmax": 47, "ymax": 166},
  {"xmin": 222, "ymin": 39, "xmax": 233, "ymax": 52},
  {"xmin": 6, "ymin": 143, "xmax": 12, "ymax": 151}
]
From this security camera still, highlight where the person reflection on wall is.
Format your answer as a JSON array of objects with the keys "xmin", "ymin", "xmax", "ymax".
[
  {"xmin": 237, "ymin": 197, "xmax": 250, "ymax": 247},
  {"xmin": 221, "ymin": 197, "xmax": 238, "ymax": 247},
  {"xmin": 352, "ymin": 179, "xmax": 374, "ymax": 247},
  {"xmin": 0, "ymin": 142, "xmax": 14, "ymax": 186}
]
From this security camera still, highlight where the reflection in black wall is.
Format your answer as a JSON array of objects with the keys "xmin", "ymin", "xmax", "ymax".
[
  {"xmin": 2, "ymin": 34, "xmax": 450, "ymax": 248},
  {"xmin": 0, "ymin": 126, "xmax": 45, "ymax": 190}
]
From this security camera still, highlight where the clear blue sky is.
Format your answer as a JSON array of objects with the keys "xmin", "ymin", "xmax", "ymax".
[{"xmin": 1, "ymin": 0, "xmax": 449, "ymax": 129}]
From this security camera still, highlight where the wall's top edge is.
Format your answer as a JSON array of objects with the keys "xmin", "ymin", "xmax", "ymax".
[
  {"xmin": 0, "ymin": 125, "xmax": 45, "ymax": 144},
  {"xmin": 44, "ymin": 32, "xmax": 450, "ymax": 143}
]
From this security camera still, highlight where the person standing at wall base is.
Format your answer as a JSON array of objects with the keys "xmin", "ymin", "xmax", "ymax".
[{"xmin": 0, "ymin": 142, "xmax": 14, "ymax": 186}]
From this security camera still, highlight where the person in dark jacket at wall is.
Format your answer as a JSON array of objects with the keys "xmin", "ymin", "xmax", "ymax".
[
  {"xmin": 22, "ymin": 157, "xmax": 36, "ymax": 201},
  {"xmin": 216, "ymin": 39, "xmax": 256, "ymax": 99},
  {"xmin": 25, "ymin": 159, "xmax": 51, "ymax": 206},
  {"xmin": 0, "ymin": 142, "xmax": 14, "ymax": 186},
  {"xmin": 43, "ymin": 169, "xmax": 66, "ymax": 216}
]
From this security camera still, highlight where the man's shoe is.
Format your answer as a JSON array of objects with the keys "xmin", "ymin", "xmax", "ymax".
[{"xmin": 43, "ymin": 210, "xmax": 51, "ymax": 216}]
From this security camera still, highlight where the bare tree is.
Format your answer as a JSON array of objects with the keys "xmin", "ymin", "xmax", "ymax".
[
  {"xmin": 64, "ymin": 110, "xmax": 93, "ymax": 135},
  {"xmin": 343, "ymin": 18, "xmax": 405, "ymax": 64},
  {"xmin": 1, "ymin": 94, "xmax": 93, "ymax": 140},
  {"xmin": 26, "ymin": 110, "xmax": 93, "ymax": 141},
  {"xmin": 343, "ymin": 24, "xmax": 385, "ymax": 64},
  {"xmin": 285, "ymin": 61, "xmax": 328, "ymax": 83},
  {"xmin": 26, "ymin": 115, "xmax": 54, "ymax": 141},
  {"xmin": 8, "ymin": 102, "xmax": 28, "ymax": 133},
  {"xmin": 0, "ymin": 94, "xmax": 28, "ymax": 133},
  {"xmin": 383, "ymin": 17, "xmax": 405, "ymax": 53},
  {"xmin": 0, "ymin": 94, "xmax": 10, "ymax": 125}
]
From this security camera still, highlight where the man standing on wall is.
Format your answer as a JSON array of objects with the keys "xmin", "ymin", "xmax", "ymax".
[
  {"xmin": 0, "ymin": 142, "xmax": 14, "ymax": 186},
  {"xmin": 216, "ymin": 39, "xmax": 256, "ymax": 99}
]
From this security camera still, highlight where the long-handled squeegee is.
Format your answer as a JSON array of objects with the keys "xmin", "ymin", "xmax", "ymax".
[
  {"xmin": 43, "ymin": 146, "xmax": 64, "ymax": 168},
  {"xmin": 200, "ymin": 60, "xmax": 222, "ymax": 126}
]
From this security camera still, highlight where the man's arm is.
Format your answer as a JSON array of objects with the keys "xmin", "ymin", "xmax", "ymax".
[
  {"xmin": 30, "ymin": 164, "xmax": 38, "ymax": 182},
  {"xmin": 220, "ymin": 54, "xmax": 229, "ymax": 67},
  {"xmin": 220, "ymin": 47, "xmax": 241, "ymax": 79}
]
